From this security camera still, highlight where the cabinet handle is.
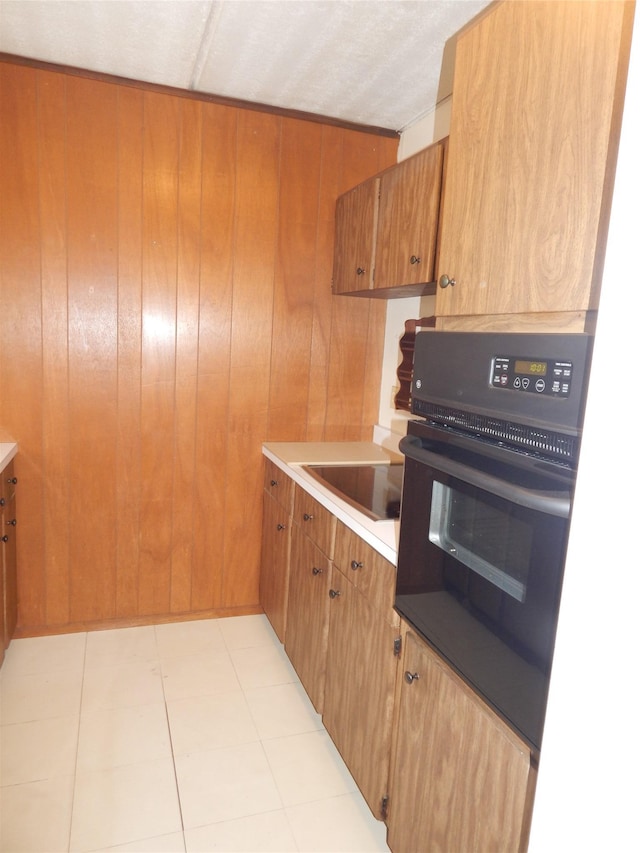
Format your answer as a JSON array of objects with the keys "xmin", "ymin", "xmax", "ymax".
[
  {"xmin": 329, "ymin": 589, "xmax": 341, "ymax": 599},
  {"xmin": 404, "ymin": 671, "xmax": 420, "ymax": 684},
  {"xmin": 8, "ymin": 477, "xmax": 17, "ymax": 484},
  {"xmin": 438, "ymin": 274, "xmax": 456, "ymax": 289},
  {"xmin": 0, "ymin": 498, "xmax": 4, "ymax": 507},
  {"xmin": 5, "ymin": 519, "xmax": 16, "ymax": 526},
  {"xmin": 276, "ymin": 523, "xmax": 286, "ymax": 531},
  {"xmin": 410, "ymin": 255, "xmax": 421, "ymax": 265},
  {"xmin": 312, "ymin": 566, "xmax": 323, "ymax": 576},
  {"xmin": 1, "ymin": 535, "xmax": 8, "ymax": 543},
  {"xmin": 270, "ymin": 479, "xmax": 278, "ymax": 487},
  {"xmin": 303, "ymin": 513, "xmax": 314, "ymax": 521},
  {"xmin": 350, "ymin": 560, "xmax": 363, "ymax": 571},
  {"xmin": 356, "ymin": 267, "xmax": 366, "ymax": 276}
]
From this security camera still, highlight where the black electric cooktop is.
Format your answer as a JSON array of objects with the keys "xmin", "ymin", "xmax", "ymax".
[{"xmin": 303, "ymin": 463, "xmax": 404, "ymax": 521}]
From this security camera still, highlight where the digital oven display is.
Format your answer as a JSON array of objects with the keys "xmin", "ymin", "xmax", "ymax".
[{"xmin": 492, "ymin": 355, "xmax": 573, "ymax": 397}]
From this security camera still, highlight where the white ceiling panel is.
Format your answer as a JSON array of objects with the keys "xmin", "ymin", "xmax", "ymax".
[{"xmin": 0, "ymin": 0, "xmax": 492, "ymax": 131}]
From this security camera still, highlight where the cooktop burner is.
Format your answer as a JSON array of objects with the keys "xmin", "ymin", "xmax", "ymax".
[{"xmin": 303, "ymin": 463, "xmax": 404, "ymax": 521}]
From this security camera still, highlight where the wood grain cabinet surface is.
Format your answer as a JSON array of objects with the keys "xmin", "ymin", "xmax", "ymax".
[
  {"xmin": 1, "ymin": 461, "xmax": 18, "ymax": 659},
  {"xmin": 284, "ymin": 488, "xmax": 336, "ymax": 714},
  {"xmin": 332, "ymin": 141, "xmax": 444, "ymax": 298},
  {"xmin": 435, "ymin": 0, "xmax": 633, "ymax": 327},
  {"xmin": 323, "ymin": 520, "xmax": 401, "ymax": 820},
  {"xmin": 387, "ymin": 630, "xmax": 534, "ymax": 853}
]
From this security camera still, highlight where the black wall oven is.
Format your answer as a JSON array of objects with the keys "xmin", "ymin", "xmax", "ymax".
[{"xmin": 396, "ymin": 332, "xmax": 592, "ymax": 752}]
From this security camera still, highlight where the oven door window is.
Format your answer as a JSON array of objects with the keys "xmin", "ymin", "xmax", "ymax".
[{"xmin": 429, "ymin": 481, "xmax": 532, "ymax": 603}]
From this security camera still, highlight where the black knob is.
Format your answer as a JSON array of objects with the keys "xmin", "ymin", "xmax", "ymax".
[
  {"xmin": 1, "ymin": 535, "xmax": 8, "ymax": 543},
  {"xmin": 270, "ymin": 479, "xmax": 278, "ymax": 487},
  {"xmin": 350, "ymin": 560, "xmax": 363, "ymax": 571},
  {"xmin": 6, "ymin": 519, "xmax": 17, "ymax": 526},
  {"xmin": 7, "ymin": 477, "xmax": 17, "ymax": 484},
  {"xmin": 329, "ymin": 589, "xmax": 341, "ymax": 599},
  {"xmin": 356, "ymin": 267, "xmax": 366, "ymax": 275},
  {"xmin": 410, "ymin": 255, "xmax": 421, "ymax": 265}
]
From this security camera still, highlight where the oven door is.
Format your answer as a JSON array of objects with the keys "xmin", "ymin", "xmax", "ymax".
[{"xmin": 396, "ymin": 428, "xmax": 574, "ymax": 751}]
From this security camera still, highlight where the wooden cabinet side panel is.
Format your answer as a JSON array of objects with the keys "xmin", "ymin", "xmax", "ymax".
[
  {"xmin": 324, "ymin": 578, "xmax": 398, "ymax": 818},
  {"xmin": 259, "ymin": 491, "xmax": 291, "ymax": 643},
  {"xmin": 436, "ymin": 0, "xmax": 628, "ymax": 318},
  {"xmin": 285, "ymin": 527, "xmax": 331, "ymax": 713},
  {"xmin": 1, "ymin": 462, "xmax": 18, "ymax": 649},
  {"xmin": 375, "ymin": 144, "xmax": 443, "ymax": 290}
]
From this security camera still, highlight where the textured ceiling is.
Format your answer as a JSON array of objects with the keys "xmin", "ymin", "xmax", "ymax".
[{"xmin": 0, "ymin": 0, "xmax": 492, "ymax": 132}]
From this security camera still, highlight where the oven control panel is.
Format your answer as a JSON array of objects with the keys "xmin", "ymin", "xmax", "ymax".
[{"xmin": 491, "ymin": 355, "xmax": 574, "ymax": 397}]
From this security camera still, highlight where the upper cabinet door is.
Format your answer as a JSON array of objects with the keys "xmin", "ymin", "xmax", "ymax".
[
  {"xmin": 436, "ymin": 0, "xmax": 631, "ymax": 319},
  {"xmin": 374, "ymin": 142, "xmax": 444, "ymax": 292},
  {"xmin": 331, "ymin": 176, "xmax": 379, "ymax": 295}
]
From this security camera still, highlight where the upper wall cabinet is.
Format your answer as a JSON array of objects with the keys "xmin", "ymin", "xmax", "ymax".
[
  {"xmin": 435, "ymin": 0, "xmax": 633, "ymax": 323},
  {"xmin": 332, "ymin": 141, "xmax": 445, "ymax": 298}
]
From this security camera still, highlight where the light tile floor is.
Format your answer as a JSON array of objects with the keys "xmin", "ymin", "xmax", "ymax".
[{"xmin": 0, "ymin": 615, "xmax": 391, "ymax": 852}]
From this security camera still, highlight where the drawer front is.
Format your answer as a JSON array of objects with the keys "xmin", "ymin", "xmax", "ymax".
[
  {"xmin": 293, "ymin": 488, "xmax": 336, "ymax": 559},
  {"xmin": 334, "ymin": 520, "xmax": 399, "ymax": 627},
  {"xmin": 264, "ymin": 459, "xmax": 294, "ymax": 511}
]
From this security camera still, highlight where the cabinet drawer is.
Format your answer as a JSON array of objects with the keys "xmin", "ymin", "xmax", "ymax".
[
  {"xmin": 264, "ymin": 459, "xmax": 294, "ymax": 511},
  {"xmin": 293, "ymin": 488, "xmax": 336, "ymax": 559},
  {"xmin": 334, "ymin": 520, "xmax": 399, "ymax": 627}
]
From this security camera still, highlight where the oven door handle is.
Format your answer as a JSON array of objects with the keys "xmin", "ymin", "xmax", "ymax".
[{"xmin": 399, "ymin": 435, "xmax": 571, "ymax": 518}]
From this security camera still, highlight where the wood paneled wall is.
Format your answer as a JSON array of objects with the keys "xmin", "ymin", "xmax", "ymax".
[{"xmin": 0, "ymin": 61, "xmax": 398, "ymax": 635}]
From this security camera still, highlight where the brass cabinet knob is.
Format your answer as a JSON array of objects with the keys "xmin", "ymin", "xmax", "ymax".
[
  {"xmin": 438, "ymin": 274, "xmax": 456, "ymax": 289},
  {"xmin": 404, "ymin": 671, "xmax": 420, "ymax": 684},
  {"xmin": 410, "ymin": 255, "xmax": 421, "ymax": 265}
]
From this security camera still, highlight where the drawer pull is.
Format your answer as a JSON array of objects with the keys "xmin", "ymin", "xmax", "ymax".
[
  {"xmin": 404, "ymin": 671, "xmax": 420, "ymax": 685},
  {"xmin": 312, "ymin": 567, "xmax": 323, "ymax": 576},
  {"xmin": 329, "ymin": 589, "xmax": 341, "ymax": 599},
  {"xmin": 303, "ymin": 513, "xmax": 314, "ymax": 521},
  {"xmin": 276, "ymin": 523, "xmax": 286, "ymax": 531},
  {"xmin": 270, "ymin": 479, "xmax": 278, "ymax": 487},
  {"xmin": 350, "ymin": 560, "xmax": 363, "ymax": 571}
]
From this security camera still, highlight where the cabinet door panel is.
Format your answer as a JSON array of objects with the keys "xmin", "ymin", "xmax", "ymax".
[
  {"xmin": 1, "ymin": 461, "xmax": 18, "ymax": 650},
  {"xmin": 333, "ymin": 520, "xmax": 398, "ymax": 627},
  {"xmin": 324, "ymin": 576, "xmax": 398, "ymax": 819},
  {"xmin": 263, "ymin": 459, "xmax": 294, "ymax": 512},
  {"xmin": 388, "ymin": 631, "xmax": 531, "ymax": 853},
  {"xmin": 285, "ymin": 526, "xmax": 331, "ymax": 713},
  {"xmin": 375, "ymin": 144, "xmax": 443, "ymax": 290},
  {"xmin": 436, "ymin": 0, "xmax": 629, "ymax": 318},
  {"xmin": 293, "ymin": 488, "xmax": 336, "ymax": 559},
  {"xmin": 332, "ymin": 178, "xmax": 379, "ymax": 294},
  {"xmin": 259, "ymin": 491, "xmax": 291, "ymax": 643}
]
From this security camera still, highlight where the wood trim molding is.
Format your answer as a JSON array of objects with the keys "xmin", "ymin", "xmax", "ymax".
[{"xmin": 0, "ymin": 51, "xmax": 400, "ymax": 139}]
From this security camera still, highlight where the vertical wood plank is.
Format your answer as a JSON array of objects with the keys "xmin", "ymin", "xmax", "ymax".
[
  {"xmin": 116, "ymin": 85, "xmax": 144, "ymax": 618},
  {"xmin": 222, "ymin": 110, "xmax": 280, "ymax": 610},
  {"xmin": 138, "ymin": 91, "xmax": 179, "ymax": 615},
  {"xmin": 267, "ymin": 118, "xmax": 322, "ymax": 441},
  {"xmin": 0, "ymin": 64, "xmax": 46, "ymax": 629},
  {"xmin": 171, "ymin": 97, "xmax": 202, "ymax": 614},
  {"xmin": 191, "ymin": 102, "xmax": 236, "ymax": 612},
  {"xmin": 38, "ymin": 70, "xmax": 70, "ymax": 626},
  {"xmin": 66, "ymin": 76, "xmax": 119, "ymax": 623}
]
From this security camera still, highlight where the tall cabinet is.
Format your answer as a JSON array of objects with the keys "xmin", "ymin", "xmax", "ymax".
[{"xmin": 435, "ymin": 0, "xmax": 633, "ymax": 328}]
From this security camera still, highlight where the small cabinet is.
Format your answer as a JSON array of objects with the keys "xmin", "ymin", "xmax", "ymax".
[
  {"xmin": 332, "ymin": 141, "xmax": 445, "ymax": 298},
  {"xmin": 435, "ymin": 0, "xmax": 631, "ymax": 324},
  {"xmin": 284, "ymin": 489, "xmax": 336, "ymax": 713},
  {"xmin": 1, "ymin": 461, "xmax": 18, "ymax": 658},
  {"xmin": 323, "ymin": 520, "xmax": 400, "ymax": 820},
  {"xmin": 387, "ymin": 629, "xmax": 534, "ymax": 853},
  {"xmin": 259, "ymin": 459, "xmax": 294, "ymax": 643}
]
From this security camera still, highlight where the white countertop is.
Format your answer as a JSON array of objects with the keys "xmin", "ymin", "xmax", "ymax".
[
  {"xmin": 0, "ymin": 442, "xmax": 18, "ymax": 472},
  {"xmin": 262, "ymin": 441, "xmax": 402, "ymax": 565}
]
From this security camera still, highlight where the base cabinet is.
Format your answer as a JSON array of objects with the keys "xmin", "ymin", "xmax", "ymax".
[
  {"xmin": 387, "ymin": 630, "xmax": 534, "ymax": 853},
  {"xmin": 323, "ymin": 563, "xmax": 399, "ymax": 818},
  {"xmin": 1, "ymin": 461, "xmax": 18, "ymax": 659}
]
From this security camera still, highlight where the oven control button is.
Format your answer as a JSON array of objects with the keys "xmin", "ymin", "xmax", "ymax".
[{"xmin": 535, "ymin": 379, "xmax": 546, "ymax": 392}]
